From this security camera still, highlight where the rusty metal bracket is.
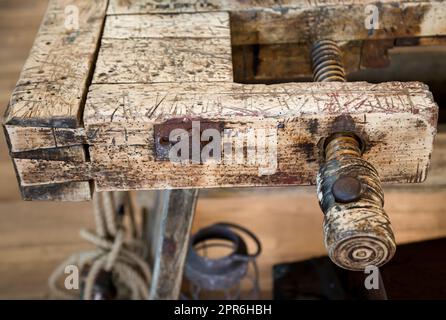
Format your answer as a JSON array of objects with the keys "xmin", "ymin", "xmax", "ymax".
[{"xmin": 154, "ymin": 119, "xmax": 224, "ymax": 162}]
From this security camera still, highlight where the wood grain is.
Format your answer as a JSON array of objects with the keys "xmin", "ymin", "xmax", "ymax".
[
  {"xmin": 5, "ymin": 125, "xmax": 86, "ymax": 152},
  {"xmin": 84, "ymin": 81, "xmax": 437, "ymax": 124},
  {"xmin": 107, "ymin": 0, "xmax": 446, "ymax": 45},
  {"xmin": 94, "ymin": 12, "xmax": 233, "ymax": 84},
  {"xmin": 103, "ymin": 12, "xmax": 231, "ymax": 39},
  {"xmin": 74, "ymin": 81, "xmax": 440, "ymax": 190},
  {"xmin": 14, "ymin": 158, "xmax": 91, "ymax": 186},
  {"xmin": 4, "ymin": 0, "xmax": 108, "ymax": 127},
  {"xmin": 93, "ymin": 38, "xmax": 233, "ymax": 83},
  {"xmin": 149, "ymin": 189, "xmax": 198, "ymax": 299},
  {"xmin": 4, "ymin": 0, "xmax": 442, "ymax": 199},
  {"xmin": 11, "ymin": 144, "xmax": 92, "ymax": 201},
  {"xmin": 20, "ymin": 181, "xmax": 91, "ymax": 201}
]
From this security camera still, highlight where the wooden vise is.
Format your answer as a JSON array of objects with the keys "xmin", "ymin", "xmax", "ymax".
[
  {"xmin": 2, "ymin": 0, "xmax": 443, "ymax": 270},
  {"xmin": 3, "ymin": 0, "xmax": 441, "ymax": 200}
]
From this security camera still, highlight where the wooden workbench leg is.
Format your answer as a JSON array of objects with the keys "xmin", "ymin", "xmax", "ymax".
[{"xmin": 149, "ymin": 189, "xmax": 199, "ymax": 300}]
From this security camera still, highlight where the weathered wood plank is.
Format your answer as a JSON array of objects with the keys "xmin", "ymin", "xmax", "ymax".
[
  {"xmin": 17, "ymin": 131, "xmax": 445, "ymax": 199},
  {"xmin": 20, "ymin": 181, "xmax": 91, "ymax": 201},
  {"xmin": 75, "ymin": 81, "xmax": 442, "ymax": 190},
  {"xmin": 103, "ymin": 12, "xmax": 231, "ymax": 39},
  {"xmin": 149, "ymin": 189, "xmax": 198, "ymax": 299},
  {"xmin": 11, "ymin": 144, "xmax": 92, "ymax": 201},
  {"xmin": 93, "ymin": 12, "xmax": 233, "ymax": 84},
  {"xmin": 230, "ymin": 1, "xmax": 446, "ymax": 45},
  {"xmin": 5, "ymin": 125, "xmax": 86, "ymax": 152},
  {"xmin": 84, "ymin": 81, "xmax": 436, "ymax": 125},
  {"xmin": 107, "ymin": 0, "xmax": 446, "ymax": 45},
  {"xmin": 3, "ymin": 0, "xmax": 108, "ymax": 127},
  {"xmin": 12, "ymin": 79, "xmax": 439, "ymax": 190},
  {"xmin": 106, "ymin": 0, "xmax": 303, "ymax": 14},
  {"xmin": 12, "ymin": 145, "xmax": 87, "ymax": 162},
  {"xmin": 14, "ymin": 158, "xmax": 91, "ymax": 186},
  {"xmin": 93, "ymin": 38, "xmax": 233, "ymax": 84},
  {"xmin": 385, "ymin": 126, "xmax": 446, "ymax": 190},
  {"xmin": 107, "ymin": 0, "xmax": 436, "ymax": 14}
]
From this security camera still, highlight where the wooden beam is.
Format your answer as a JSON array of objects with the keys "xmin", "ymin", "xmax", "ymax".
[
  {"xmin": 149, "ymin": 189, "xmax": 199, "ymax": 299},
  {"xmin": 93, "ymin": 38, "xmax": 233, "ymax": 84},
  {"xmin": 11, "ymin": 145, "xmax": 92, "ymax": 201},
  {"xmin": 107, "ymin": 0, "xmax": 446, "ymax": 46},
  {"xmin": 5, "ymin": 125, "xmax": 86, "ymax": 152},
  {"xmin": 12, "ymin": 120, "xmax": 440, "ymax": 192},
  {"xmin": 93, "ymin": 12, "xmax": 233, "ymax": 84},
  {"xmin": 76, "ymin": 81, "xmax": 440, "ymax": 190},
  {"xmin": 3, "ymin": 0, "xmax": 108, "ymax": 127}
]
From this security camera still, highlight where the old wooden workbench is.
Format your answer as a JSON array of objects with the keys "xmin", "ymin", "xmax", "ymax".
[
  {"xmin": 3, "ymin": 0, "xmax": 441, "ymax": 201},
  {"xmin": 2, "ymin": 0, "xmax": 444, "ymax": 300}
]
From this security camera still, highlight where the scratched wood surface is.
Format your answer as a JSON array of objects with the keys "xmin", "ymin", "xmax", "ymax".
[
  {"xmin": 3, "ymin": 0, "xmax": 108, "ymax": 200},
  {"xmin": 4, "ymin": 0, "xmax": 108, "ymax": 127},
  {"xmin": 94, "ymin": 38, "xmax": 233, "ymax": 83},
  {"xmin": 107, "ymin": 0, "xmax": 446, "ymax": 45},
  {"xmin": 12, "ymin": 66, "xmax": 439, "ymax": 190},
  {"xmin": 94, "ymin": 12, "xmax": 232, "ymax": 84},
  {"xmin": 2, "ymin": 0, "xmax": 446, "ymax": 300},
  {"xmin": 10, "ymin": 80, "xmax": 428, "ymax": 190},
  {"xmin": 3, "ymin": 0, "xmax": 443, "ymax": 200},
  {"xmin": 106, "ymin": 0, "xmax": 446, "ymax": 83},
  {"xmin": 5, "ymin": 125, "xmax": 86, "ymax": 152}
]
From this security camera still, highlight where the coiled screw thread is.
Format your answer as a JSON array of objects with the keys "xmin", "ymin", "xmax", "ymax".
[{"xmin": 311, "ymin": 40, "xmax": 346, "ymax": 82}]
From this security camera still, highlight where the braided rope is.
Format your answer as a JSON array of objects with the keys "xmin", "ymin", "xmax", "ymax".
[{"xmin": 48, "ymin": 191, "xmax": 151, "ymax": 300}]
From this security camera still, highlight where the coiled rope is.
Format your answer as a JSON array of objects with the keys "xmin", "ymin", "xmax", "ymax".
[{"xmin": 48, "ymin": 191, "xmax": 151, "ymax": 299}]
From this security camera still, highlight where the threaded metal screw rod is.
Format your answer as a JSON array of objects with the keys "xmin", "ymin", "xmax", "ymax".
[
  {"xmin": 311, "ymin": 41, "xmax": 396, "ymax": 271},
  {"xmin": 311, "ymin": 40, "xmax": 346, "ymax": 82}
]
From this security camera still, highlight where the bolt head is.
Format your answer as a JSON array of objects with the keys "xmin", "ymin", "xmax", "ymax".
[{"xmin": 332, "ymin": 176, "xmax": 362, "ymax": 203}]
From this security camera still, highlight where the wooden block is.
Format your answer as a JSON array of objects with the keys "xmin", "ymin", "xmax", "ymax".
[
  {"xmin": 20, "ymin": 182, "xmax": 92, "ymax": 201},
  {"xmin": 230, "ymin": 1, "xmax": 446, "ymax": 46},
  {"xmin": 17, "ymin": 81, "xmax": 439, "ymax": 190},
  {"xmin": 103, "ymin": 12, "xmax": 231, "ymax": 39},
  {"xmin": 4, "ymin": 0, "xmax": 108, "ymax": 127},
  {"xmin": 10, "ymin": 145, "xmax": 92, "ymax": 201},
  {"xmin": 78, "ymin": 81, "xmax": 440, "ymax": 190},
  {"xmin": 107, "ymin": 0, "xmax": 446, "ymax": 45},
  {"xmin": 93, "ymin": 38, "xmax": 233, "ymax": 83},
  {"xmin": 5, "ymin": 125, "xmax": 86, "ymax": 152},
  {"xmin": 93, "ymin": 12, "xmax": 233, "ymax": 84}
]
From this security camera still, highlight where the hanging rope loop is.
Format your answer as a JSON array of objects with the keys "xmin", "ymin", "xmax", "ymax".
[{"xmin": 49, "ymin": 191, "xmax": 151, "ymax": 300}]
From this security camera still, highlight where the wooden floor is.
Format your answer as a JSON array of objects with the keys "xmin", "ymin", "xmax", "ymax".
[{"xmin": 0, "ymin": 0, "xmax": 445, "ymax": 299}]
